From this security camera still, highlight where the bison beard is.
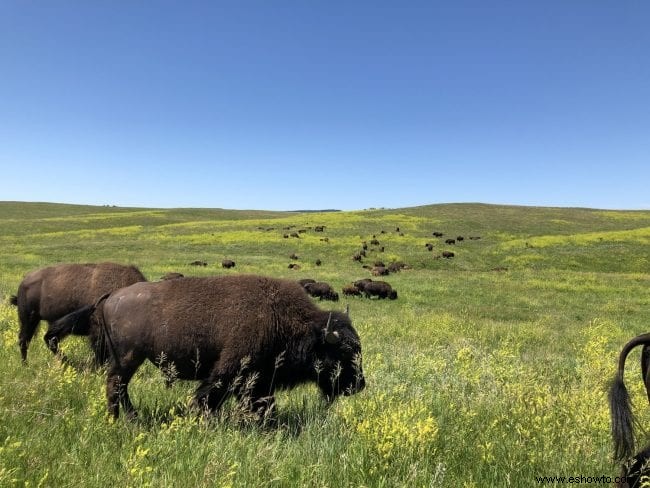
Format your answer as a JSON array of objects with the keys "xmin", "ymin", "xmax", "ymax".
[{"xmin": 52, "ymin": 275, "xmax": 365, "ymax": 421}]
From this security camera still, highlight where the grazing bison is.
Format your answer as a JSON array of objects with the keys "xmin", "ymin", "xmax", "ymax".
[
  {"xmin": 387, "ymin": 262, "xmax": 409, "ymax": 273},
  {"xmin": 425, "ymin": 243, "xmax": 433, "ymax": 251},
  {"xmin": 353, "ymin": 278, "xmax": 373, "ymax": 292},
  {"xmin": 442, "ymin": 251, "xmax": 455, "ymax": 259},
  {"xmin": 371, "ymin": 266, "xmax": 389, "ymax": 277},
  {"xmin": 190, "ymin": 260, "xmax": 208, "ymax": 266},
  {"xmin": 609, "ymin": 333, "xmax": 650, "ymax": 462},
  {"xmin": 52, "ymin": 275, "xmax": 365, "ymax": 419},
  {"xmin": 342, "ymin": 284, "xmax": 362, "ymax": 297},
  {"xmin": 370, "ymin": 239, "xmax": 380, "ymax": 246},
  {"xmin": 456, "ymin": 236, "xmax": 464, "ymax": 242},
  {"xmin": 160, "ymin": 272, "xmax": 184, "ymax": 280},
  {"xmin": 363, "ymin": 281, "xmax": 397, "ymax": 300},
  {"xmin": 289, "ymin": 253, "xmax": 299, "ymax": 260},
  {"xmin": 432, "ymin": 232, "xmax": 444, "ymax": 238},
  {"xmin": 11, "ymin": 262, "xmax": 146, "ymax": 362},
  {"xmin": 288, "ymin": 263, "xmax": 301, "ymax": 270},
  {"xmin": 352, "ymin": 253, "xmax": 363, "ymax": 262},
  {"xmin": 314, "ymin": 226, "xmax": 325, "ymax": 232},
  {"xmin": 298, "ymin": 278, "xmax": 316, "ymax": 288},
  {"xmin": 222, "ymin": 259, "xmax": 236, "ymax": 269},
  {"xmin": 304, "ymin": 282, "xmax": 340, "ymax": 302},
  {"xmin": 445, "ymin": 239, "xmax": 455, "ymax": 245},
  {"xmin": 315, "ymin": 259, "xmax": 322, "ymax": 266},
  {"xmin": 290, "ymin": 232, "xmax": 300, "ymax": 238}
]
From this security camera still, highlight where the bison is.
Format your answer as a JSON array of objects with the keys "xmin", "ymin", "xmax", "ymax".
[
  {"xmin": 298, "ymin": 278, "xmax": 316, "ymax": 288},
  {"xmin": 160, "ymin": 272, "xmax": 184, "ymax": 280},
  {"xmin": 387, "ymin": 262, "xmax": 409, "ymax": 273},
  {"xmin": 425, "ymin": 243, "xmax": 434, "ymax": 251},
  {"xmin": 304, "ymin": 282, "xmax": 340, "ymax": 302},
  {"xmin": 51, "ymin": 275, "xmax": 365, "ymax": 419},
  {"xmin": 609, "ymin": 333, "xmax": 650, "ymax": 462},
  {"xmin": 11, "ymin": 262, "xmax": 146, "ymax": 362},
  {"xmin": 222, "ymin": 259, "xmax": 236, "ymax": 269},
  {"xmin": 363, "ymin": 281, "xmax": 397, "ymax": 300},
  {"xmin": 315, "ymin": 259, "xmax": 322, "ymax": 266},
  {"xmin": 342, "ymin": 284, "xmax": 362, "ymax": 297},
  {"xmin": 445, "ymin": 239, "xmax": 455, "ymax": 245},
  {"xmin": 190, "ymin": 260, "xmax": 208, "ymax": 266},
  {"xmin": 353, "ymin": 278, "xmax": 373, "ymax": 292},
  {"xmin": 371, "ymin": 266, "xmax": 389, "ymax": 277},
  {"xmin": 442, "ymin": 251, "xmax": 455, "ymax": 259},
  {"xmin": 289, "ymin": 253, "xmax": 299, "ymax": 260}
]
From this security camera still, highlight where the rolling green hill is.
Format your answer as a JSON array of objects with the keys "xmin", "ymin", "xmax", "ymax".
[{"xmin": 1, "ymin": 201, "xmax": 649, "ymax": 486}]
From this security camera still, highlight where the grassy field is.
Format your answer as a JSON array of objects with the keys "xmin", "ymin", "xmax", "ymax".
[{"xmin": 1, "ymin": 201, "xmax": 650, "ymax": 487}]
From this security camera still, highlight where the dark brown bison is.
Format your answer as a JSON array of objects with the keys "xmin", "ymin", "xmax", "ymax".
[
  {"xmin": 363, "ymin": 281, "xmax": 397, "ymax": 300},
  {"xmin": 342, "ymin": 284, "xmax": 362, "ymax": 297},
  {"xmin": 314, "ymin": 226, "xmax": 325, "ymax": 232},
  {"xmin": 288, "ymin": 263, "xmax": 301, "ymax": 270},
  {"xmin": 289, "ymin": 253, "xmax": 299, "ymax": 260},
  {"xmin": 51, "ymin": 275, "xmax": 365, "ymax": 419},
  {"xmin": 353, "ymin": 278, "xmax": 373, "ymax": 292},
  {"xmin": 283, "ymin": 234, "xmax": 289, "ymax": 239},
  {"xmin": 315, "ymin": 259, "xmax": 322, "ymax": 266},
  {"xmin": 352, "ymin": 253, "xmax": 363, "ymax": 262},
  {"xmin": 445, "ymin": 239, "xmax": 455, "ymax": 245},
  {"xmin": 222, "ymin": 259, "xmax": 236, "ymax": 269},
  {"xmin": 456, "ymin": 236, "xmax": 464, "ymax": 242},
  {"xmin": 442, "ymin": 251, "xmax": 455, "ymax": 259},
  {"xmin": 304, "ymin": 282, "xmax": 340, "ymax": 302},
  {"xmin": 190, "ymin": 260, "xmax": 208, "ymax": 266},
  {"xmin": 387, "ymin": 262, "xmax": 409, "ymax": 273},
  {"xmin": 609, "ymin": 333, "xmax": 650, "ymax": 462},
  {"xmin": 371, "ymin": 266, "xmax": 389, "ymax": 277},
  {"xmin": 11, "ymin": 262, "xmax": 146, "ymax": 362},
  {"xmin": 370, "ymin": 239, "xmax": 380, "ymax": 246},
  {"xmin": 298, "ymin": 278, "xmax": 316, "ymax": 288},
  {"xmin": 290, "ymin": 232, "xmax": 300, "ymax": 238},
  {"xmin": 425, "ymin": 243, "xmax": 433, "ymax": 251},
  {"xmin": 160, "ymin": 272, "xmax": 184, "ymax": 280},
  {"xmin": 432, "ymin": 232, "xmax": 444, "ymax": 238}
]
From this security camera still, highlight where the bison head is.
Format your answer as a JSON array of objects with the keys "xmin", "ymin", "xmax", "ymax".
[{"xmin": 313, "ymin": 311, "xmax": 365, "ymax": 400}]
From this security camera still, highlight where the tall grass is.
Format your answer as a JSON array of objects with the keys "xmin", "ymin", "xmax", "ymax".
[{"xmin": 1, "ymin": 202, "xmax": 650, "ymax": 486}]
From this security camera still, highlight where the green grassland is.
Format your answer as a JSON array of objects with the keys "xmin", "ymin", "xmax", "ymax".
[{"xmin": 1, "ymin": 201, "xmax": 650, "ymax": 487}]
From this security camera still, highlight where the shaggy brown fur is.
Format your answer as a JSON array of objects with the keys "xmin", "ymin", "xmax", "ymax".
[
  {"xmin": 363, "ymin": 281, "xmax": 397, "ymax": 300},
  {"xmin": 52, "ymin": 275, "xmax": 365, "ymax": 420},
  {"xmin": 13, "ymin": 262, "xmax": 146, "ymax": 362}
]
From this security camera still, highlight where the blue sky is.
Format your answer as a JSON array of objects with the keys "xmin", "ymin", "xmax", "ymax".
[{"xmin": 1, "ymin": 2, "xmax": 648, "ymax": 211}]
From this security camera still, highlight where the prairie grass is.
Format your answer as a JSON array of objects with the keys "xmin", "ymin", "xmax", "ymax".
[{"xmin": 1, "ymin": 202, "xmax": 650, "ymax": 486}]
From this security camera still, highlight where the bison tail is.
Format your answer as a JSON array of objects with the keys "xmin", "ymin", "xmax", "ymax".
[
  {"xmin": 48, "ymin": 304, "xmax": 96, "ymax": 338},
  {"xmin": 609, "ymin": 333, "xmax": 650, "ymax": 461},
  {"xmin": 610, "ymin": 374, "xmax": 635, "ymax": 461},
  {"xmin": 9, "ymin": 295, "xmax": 18, "ymax": 306}
]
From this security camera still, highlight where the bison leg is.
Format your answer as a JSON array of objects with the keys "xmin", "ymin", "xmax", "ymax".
[
  {"xmin": 236, "ymin": 383, "xmax": 277, "ymax": 424},
  {"xmin": 192, "ymin": 379, "xmax": 230, "ymax": 413},
  {"xmin": 106, "ymin": 359, "xmax": 143, "ymax": 419},
  {"xmin": 18, "ymin": 309, "xmax": 40, "ymax": 362}
]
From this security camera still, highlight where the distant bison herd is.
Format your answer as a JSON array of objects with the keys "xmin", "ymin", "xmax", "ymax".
[{"xmin": 6, "ymin": 223, "xmax": 485, "ymax": 426}]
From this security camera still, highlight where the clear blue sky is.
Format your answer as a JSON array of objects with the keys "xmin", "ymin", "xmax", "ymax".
[{"xmin": 1, "ymin": 2, "xmax": 648, "ymax": 211}]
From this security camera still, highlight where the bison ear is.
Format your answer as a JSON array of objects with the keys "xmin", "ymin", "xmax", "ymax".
[{"xmin": 325, "ymin": 330, "xmax": 340, "ymax": 345}]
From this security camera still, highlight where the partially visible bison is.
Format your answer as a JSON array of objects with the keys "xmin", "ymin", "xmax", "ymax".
[
  {"xmin": 304, "ymin": 282, "xmax": 340, "ymax": 302},
  {"xmin": 363, "ymin": 281, "xmax": 398, "ymax": 300},
  {"xmin": 222, "ymin": 259, "xmax": 236, "ymax": 269},
  {"xmin": 160, "ymin": 272, "xmax": 184, "ymax": 280},
  {"xmin": 371, "ymin": 266, "xmax": 389, "ymax": 277},
  {"xmin": 298, "ymin": 278, "xmax": 316, "ymax": 288},
  {"xmin": 353, "ymin": 278, "xmax": 373, "ymax": 292},
  {"xmin": 342, "ymin": 284, "xmax": 362, "ymax": 297},
  {"xmin": 11, "ymin": 262, "xmax": 146, "ymax": 362},
  {"xmin": 51, "ymin": 275, "xmax": 365, "ymax": 419}
]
